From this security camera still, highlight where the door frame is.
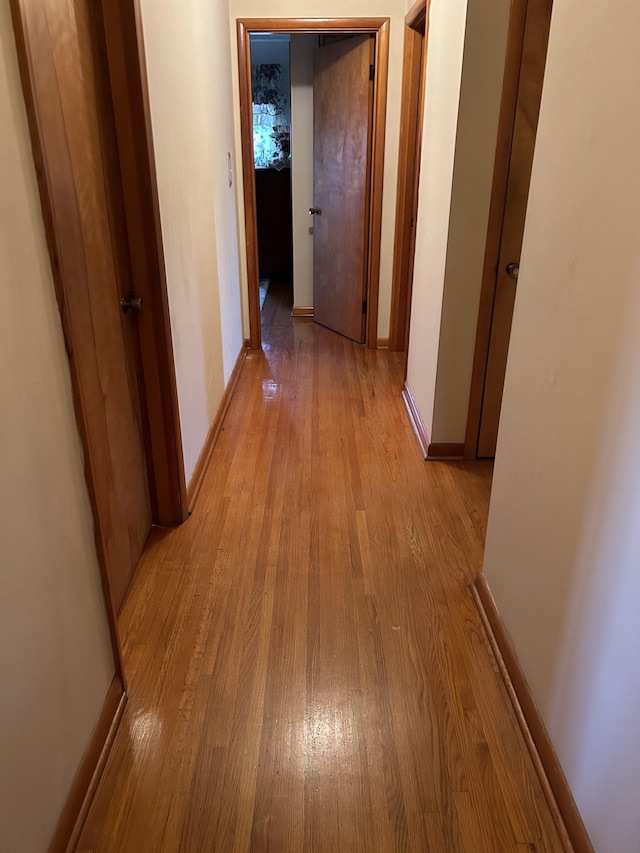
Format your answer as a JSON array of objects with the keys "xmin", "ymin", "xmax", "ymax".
[
  {"xmin": 237, "ymin": 17, "xmax": 390, "ymax": 349},
  {"xmin": 388, "ymin": 0, "xmax": 430, "ymax": 354},
  {"xmin": 464, "ymin": 0, "xmax": 529, "ymax": 458},
  {"xmin": 10, "ymin": 0, "xmax": 188, "ymax": 673}
]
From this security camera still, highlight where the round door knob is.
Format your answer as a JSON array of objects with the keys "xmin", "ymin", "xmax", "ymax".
[
  {"xmin": 121, "ymin": 293, "xmax": 143, "ymax": 314},
  {"xmin": 308, "ymin": 207, "xmax": 321, "ymax": 216},
  {"xmin": 506, "ymin": 262, "xmax": 519, "ymax": 280}
]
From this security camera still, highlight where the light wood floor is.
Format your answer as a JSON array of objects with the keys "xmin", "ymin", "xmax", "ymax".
[{"xmin": 78, "ymin": 286, "xmax": 564, "ymax": 851}]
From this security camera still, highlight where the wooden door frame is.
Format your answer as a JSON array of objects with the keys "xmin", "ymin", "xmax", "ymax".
[
  {"xmin": 464, "ymin": 1, "xmax": 529, "ymax": 459},
  {"xmin": 388, "ymin": 0, "xmax": 430, "ymax": 353},
  {"xmin": 9, "ymin": 0, "xmax": 188, "ymax": 674},
  {"xmin": 237, "ymin": 17, "xmax": 390, "ymax": 349}
]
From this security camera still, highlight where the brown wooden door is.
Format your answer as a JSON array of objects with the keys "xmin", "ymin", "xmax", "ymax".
[
  {"xmin": 13, "ymin": 0, "xmax": 152, "ymax": 611},
  {"xmin": 312, "ymin": 36, "xmax": 374, "ymax": 343},
  {"xmin": 477, "ymin": 0, "xmax": 553, "ymax": 456}
]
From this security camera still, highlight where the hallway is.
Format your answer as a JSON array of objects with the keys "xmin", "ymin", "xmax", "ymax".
[{"xmin": 78, "ymin": 318, "xmax": 563, "ymax": 851}]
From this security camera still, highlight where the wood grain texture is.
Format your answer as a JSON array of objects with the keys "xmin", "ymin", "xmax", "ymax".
[
  {"xmin": 49, "ymin": 676, "xmax": 126, "ymax": 852},
  {"xmin": 389, "ymin": 1, "xmax": 428, "ymax": 352},
  {"xmin": 11, "ymin": 0, "xmax": 151, "ymax": 620},
  {"xmin": 473, "ymin": 574, "xmax": 594, "ymax": 853},
  {"xmin": 186, "ymin": 346, "xmax": 248, "ymax": 513},
  {"xmin": 237, "ymin": 19, "xmax": 262, "ymax": 349},
  {"xmin": 464, "ymin": 0, "xmax": 528, "ymax": 460},
  {"xmin": 313, "ymin": 35, "xmax": 373, "ymax": 343},
  {"xmin": 477, "ymin": 0, "xmax": 553, "ymax": 458},
  {"xmin": 99, "ymin": 0, "xmax": 187, "ymax": 525},
  {"xmin": 236, "ymin": 18, "xmax": 389, "ymax": 350},
  {"xmin": 79, "ymin": 318, "xmax": 567, "ymax": 852},
  {"xmin": 427, "ymin": 442, "xmax": 465, "ymax": 460}
]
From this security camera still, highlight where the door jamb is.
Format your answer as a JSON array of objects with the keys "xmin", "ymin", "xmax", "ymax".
[
  {"xmin": 237, "ymin": 17, "xmax": 390, "ymax": 349},
  {"xmin": 464, "ymin": 1, "xmax": 529, "ymax": 459},
  {"xmin": 388, "ymin": 0, "xmax": 430, "ymax": 354}
]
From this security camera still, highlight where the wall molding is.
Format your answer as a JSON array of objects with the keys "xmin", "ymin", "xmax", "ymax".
[
  {"xmin": 402, "ymin": 384, "xmax": 465, "ymax": 460},
  {"xmin": 50, "ymin": 675, "xmax": 127, "ymax": 852},
  {"xmin": 376, "ymin": 337, "xmax": 390, "ymax": 350},
  {"xmin": 291, "ymin": 306, "xmax": 314, "ymax": 318},
  {"xmin": 426, "ymin": 442, "xmax": 464, "ymax": 460},
  {"xmin": 402, "ymin": 382, "xmax": 429, "ymax": 458},
  {"xmin": 187, "ymin": 346, "xmax": 248, "ymax": 513},
  {"xmin": 471, "ymin": 573, "xmax": 594, "ymax": 853}
]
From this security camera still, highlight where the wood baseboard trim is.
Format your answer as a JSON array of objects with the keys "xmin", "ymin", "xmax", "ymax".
[
  {"xmin": 291, "ymin": 306, "xmax": 314, "ymax": 318},
  {"xmin": 471, "ymin": 574, "xmax": 594, "ymax": 853},
  {"xmin": 426, "ymin": 442, "xmax": 464, "ymax": 460},
  {"xmin": 50, "ymin": 674, "xmax": 126, "ymax": 852},
  {"xmin": 402, "ymin": 382, "xmax": 429, "ymax": 458},
  {"xmin": 376, "ymin": 337, "xmax": 390, "ymax": 350},
  {"xmin": 187, "ymin": 347, "xmax": 248, "ymax": 513}
]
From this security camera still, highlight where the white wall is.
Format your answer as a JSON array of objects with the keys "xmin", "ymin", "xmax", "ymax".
[
  {"xmin": 406, "ymin": 0, "xmax": 509, "ymax": 445},
  {"xmin": 431, "ymin": 0, "xmax": 509, "ymax": 442},
  {"xmin": 404, "ymin": 0, "xmax": 468, "ymax": 438},
  {"xmin": 0, "ymin": 6, "xmax": 115, "ymax": 849},
  {"xmin": 483, "ymin": 1, "xmax": 640, "ymax": 850},
  {"xmin": 140, "ymin": 0, "xmax": 244, "ymax": 484},
  {"xmin": 290, "ymin": 34, "xmax": 316, "ymax": 309},
  {"xmin": 229, "ymin": 0, "xmax": 408, "ymax": 339}
]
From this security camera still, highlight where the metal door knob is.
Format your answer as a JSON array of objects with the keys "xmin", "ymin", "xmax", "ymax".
[
  {"xmin": 121, "ymin": 293, "xmax": 143, "ymax": 314},
  {"xmin": 308, "ymin": 207, "xmax": 321, "ymax": 216},
  {"xmin": 506, "ymin": 262, "xmax": 519, "ymax": 279}
]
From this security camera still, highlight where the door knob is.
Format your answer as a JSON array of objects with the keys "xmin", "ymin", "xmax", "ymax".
[
  {"xmin": 308, "ymin": 207, "xmax": 321, "ymax": 216},
  {"xmin": 121, "ymin": 293, "xmax": 143, "ymax": 314},
  {"xmin": 506, "ymin": 262, "xmax": 519, "ymax": 280}
]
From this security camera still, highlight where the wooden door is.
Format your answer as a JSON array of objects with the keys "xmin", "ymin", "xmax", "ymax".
[
  {"xmin": 12, "ymin": 0, "xmax": 152, "ymax": 611},
  {"xmin": 312, "ymin": 36, "xmax": 374, "ymax": 343},
  {"xmin": 477, "ymin": 0, "xmax": 553, "ymax": 456}
]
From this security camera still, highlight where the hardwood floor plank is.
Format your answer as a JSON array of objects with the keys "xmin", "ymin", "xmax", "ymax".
[{"xmin": 78, "ymin": 304, "xmax": 565, "ymax": 851}]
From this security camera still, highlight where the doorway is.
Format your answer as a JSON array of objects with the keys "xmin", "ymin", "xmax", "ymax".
[
  {"xmin": 11, "ymin": 0, "xmax": 188, "ymax": 627},
  {"xmin": 237, "ymin": 18, "xmax": 389, "ymax": 350},
  {"xmin": 250, "ymin": 34, "xmax": 295, "ymax": 329},
  {"xmin": 466, "ymin": 0, "xmax": 553, "ymax": 458},
  {"xmin": 389, "ymin": 0, "xmax": 429, "ymax": 356}
]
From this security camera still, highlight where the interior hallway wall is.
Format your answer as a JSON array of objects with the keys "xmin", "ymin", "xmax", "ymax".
[
  {"xmin": 229, "ymin": 0, "xmax": 408, "ymax": 340},
  {"xmin": 483, "ymin": 1, "xmax": 640, "ymax": 849},
  {"xmin": 0, "ymin": 5, "xmax": 115, "ymax": 849},
  {"xmin": 139, "ymin": 0, "xmax": 244, "ymax": 484},
  {"xmin": 405, "ymin": 0, "xmax": 509, "ymax": 446}
]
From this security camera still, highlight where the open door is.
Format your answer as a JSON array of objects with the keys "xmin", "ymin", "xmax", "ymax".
[
  {"xmin": 311, "ymin": 35, "xmax": 374, "ymax": 343},
  {"xmin": 471, "ymin": 0, "xmax": 553, "ymax": 457}
]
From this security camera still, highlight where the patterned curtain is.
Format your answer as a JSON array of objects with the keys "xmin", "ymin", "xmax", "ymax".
[{"xmin": 252, "ymin": 64, "xmax": 290, "ymax": 169}]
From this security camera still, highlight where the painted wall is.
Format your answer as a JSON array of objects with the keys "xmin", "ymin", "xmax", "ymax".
[
  {"xmin": 290, "ymin": 34, "xmax": 316, "ymax": 310},
  {"xmin": 406, "ymin": 0, "xmax": 509, "ymax": 445},
  {"xmin": 0, "ymin": 7, "xmax": 115, "ymax": 849},
  {"xmin": 139, "ymin": 0, "xmax": 244, "ymax": 484},
  {"xmin": 430, "ymin": 0, "xmax": 509, "ymax": 442},
  {"xmin": 229, "ymin": 0, "xmax": 408, "ymax": 339},
  {"xmin": 483, "ymin": 1, "xmax": 640, "ymax": 850},
  {"xmin": 404, "ymin": 0, "xmax": 468, "ymax": 438}
]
